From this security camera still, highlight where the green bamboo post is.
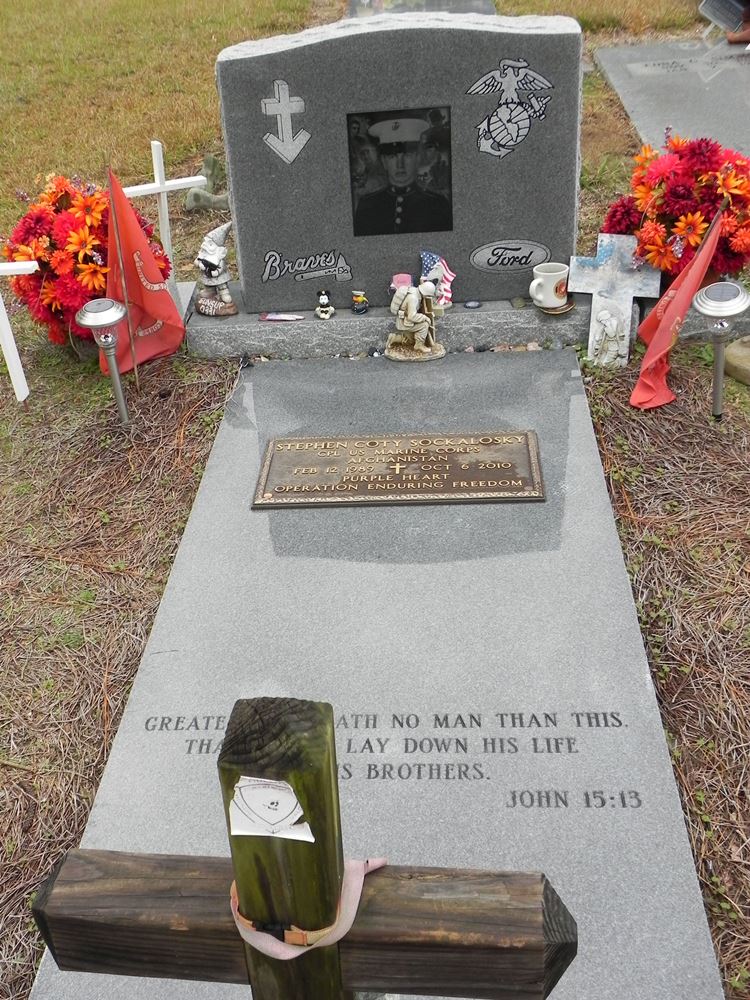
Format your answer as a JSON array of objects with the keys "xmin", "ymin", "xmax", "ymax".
[{"xmin": 217, "ymin": 697, "xmax": 347, "ymax": 1000}]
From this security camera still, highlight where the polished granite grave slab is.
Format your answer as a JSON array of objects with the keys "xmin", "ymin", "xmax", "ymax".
[
  {"xmin": 596, "ymin": 39, "xmax": 750, "ymax": 154},
  {"xmin": 32, "ymin": 351, "xmax": 722, "ymax": 1000}
]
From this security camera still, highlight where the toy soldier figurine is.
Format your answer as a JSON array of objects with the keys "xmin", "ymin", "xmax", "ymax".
[
  {"xmin": 351, "ymin": 290, "xmax": 369, "ymax": 314},
  {"xmin": 385, "ymin": 275, "xmax": 445, "ymax": 362},
  {"xmin": 315, "ymin": 289, "xmax": 335, "ymax": 320},
  {"xmin": 194, "ymin": 221, "xmax": 238, "ymax": 317},
  {"xmin": 591, "ymin": 308, "xmax": 628, "ymax": 367}
]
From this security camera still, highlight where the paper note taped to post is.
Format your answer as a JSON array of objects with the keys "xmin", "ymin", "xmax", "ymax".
[{"xmin": 229, "ymin": 776, "xmax": 315, "ymax": 841}]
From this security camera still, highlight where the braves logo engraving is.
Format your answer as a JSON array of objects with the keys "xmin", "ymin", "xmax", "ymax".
[
  {"xmin": 262, "ymin": 249, "xmax": 353, "ymax": 284},
  {"xmin": 467, "ymin": 58, "xmax": 553, "ymax": 159}
]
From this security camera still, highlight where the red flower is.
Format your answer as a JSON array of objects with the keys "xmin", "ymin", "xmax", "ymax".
[
  {"xmin": 11, "ymin": 271, "xmax": 42, "ymax": 304},
  {"xmin": 10, "ymin": 203, "xmax": 55, "ymax": 244},
  {"xmin": 638, "ymin": 220, "xmax": 666, "ymax": 245},
  {"xmin": 47, "ymin": 320, "xmax": 68, "ymax": 345},
  {"xmin": 721, "ymin": 148, "xmax": 749, "ymax": 170},
  {"xmin": 68, "ymin": 317, "xmax": 95, "ymax": 340},
  {"xmin": 51, "ymin": 210, "xmax": 80, "ymax": 247},
  {"xmin": 730, "ymin": 226, "xmax": 750, "ymax": 254},
  {"xmin": 49, "ymin": 249, "xmax": 75, "ymax": 275},
  {"xmin": 136, "ymin": 208, "xmax": 155, "ymax": 238},
  {"xmin": 645, "ymin": 153, "xmax": 681, "ymax": 185},
  {"xmin": 26, "ymin": 290, "xmax": 57, "ymax": 326},
  {"xmin": 602, "ymin": 195, "xmax": 641, "ymax": 235},
  {"xmin": 711, "ymin": 241, "xmax": 746, "ymax": 276},
  {"xmin": 55, "ymin": 272, "xmax": 90, "ymax": 312},
  {"xmin": 682, "ymin": 138, "xmax": 723, "ymax": 173},
  {"xmin": 662, "ymin": 182, "xmax": 697, "ymax": 217},
  {"xmin": 150, "ymin": 244, "xmax": 172, "ymax": 279},
  {"xmin": 3, "ymin": 173, "xmax": 171, "ymax": 346}
]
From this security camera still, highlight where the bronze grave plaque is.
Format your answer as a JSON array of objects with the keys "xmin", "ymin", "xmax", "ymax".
[{"xmin": 253, "ymin": 432, "xmax": 544, "ymax": 507}]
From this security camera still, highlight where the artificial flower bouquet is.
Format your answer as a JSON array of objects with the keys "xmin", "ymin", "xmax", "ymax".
[
  {"xmin": 602, "ymin": 134, "xmax": 750, "ymax": 278},
  {"xmin": 2, "ymin": 174, "xmax": 171, "ymax": 345}
]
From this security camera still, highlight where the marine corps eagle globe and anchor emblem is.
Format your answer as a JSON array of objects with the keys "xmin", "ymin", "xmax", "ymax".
[{"xmin": 466, "ymin": 58, "xmax": 554, "ymax": 158}]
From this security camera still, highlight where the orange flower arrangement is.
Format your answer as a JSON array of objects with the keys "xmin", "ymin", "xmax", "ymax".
[
  {"xmin": 603, "ymin": 133, "xmax": 750, "ymax": 276},
  {"xmin": 2, "ymin": 174, "xmax": 171, "ymax": 345}
]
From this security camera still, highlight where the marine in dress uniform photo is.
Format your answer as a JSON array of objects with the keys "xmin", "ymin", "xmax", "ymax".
[{"xmin": 349, "ymin": 112, "xmax": 452, "ymax": 237}]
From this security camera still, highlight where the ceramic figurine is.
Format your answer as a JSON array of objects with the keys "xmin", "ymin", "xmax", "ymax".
[
  {"xmin": 351, "ymin": 290, "xmax": 369, "ymax": 314},
  {"xmin": 385, "ymin": 274, "xmax": 445, "ymax": 362},
  {"xmin": 315, "ymin": 289, "xmax": 335, "ymax": 320},
  {"xmin": 194, "ymin": 221, "xmax": 238, "ymax": 317},
  {"xmin": 592, "ymin": 308, "xmax": 629, "ymax": 367}
]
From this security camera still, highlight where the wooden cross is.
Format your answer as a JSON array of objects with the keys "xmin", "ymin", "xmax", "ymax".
[
  {"xmin": 568, "ymin": 234, "xmax": 661, "ymax": 367},
  {"xmin": 123, "ymin": 140, "xmax": 207, "ymax": 306},
  {"xmin": 34, "ymin": 698, "xmax": 577, "ymax": 1000},
  {"xmin": 0, "ymin": 260, "xmax": 38, "ymax": 402}
]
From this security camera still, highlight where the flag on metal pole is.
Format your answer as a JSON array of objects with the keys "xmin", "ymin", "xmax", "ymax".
[
  {"xmin": 630, "ymin": 204, "xmax": 727, "ymax": 410},
  {"xmin": 102, "ymin": 169, "xmax": 184, "ymax": 376}
]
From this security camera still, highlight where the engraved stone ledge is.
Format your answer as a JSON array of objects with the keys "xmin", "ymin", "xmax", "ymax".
[
  {"xmin": 186, "ymin": 283, "xmax": 747, "ymax": 359},
  {"xmin": 186, "ymin": 283, "xmax": 616, "ymax": 358}
]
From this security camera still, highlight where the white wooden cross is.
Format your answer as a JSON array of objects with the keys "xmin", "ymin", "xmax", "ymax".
[
  {"xmin": 568, "ymin": 234, "xmax": 662, "ymax": 367},
  {"xmin": 123, "ymin": 140, "xmax": 208, "ymax": 307},
  {"xmin": 0, "ymin": 260, "xmax": 38, "ymax": 402}
]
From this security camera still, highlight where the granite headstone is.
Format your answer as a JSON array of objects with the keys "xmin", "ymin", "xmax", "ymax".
[
  {"xmin": 217, "ymin": 13, "xmax": 582, "ymax": 311},
  {"xmin": 31, "ymin": 351, "xmax": 723, "ymax": 1000}
]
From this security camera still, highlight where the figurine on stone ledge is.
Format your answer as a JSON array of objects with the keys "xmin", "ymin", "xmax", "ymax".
[
  {"xmin": 351, "ymin": 290, "xmax": 369, "ymax": 314},
  {"xmin": 315, "ymin": 289, "xmax": 335, "ymax": 319},
  {"xmin": 194, "ymin": 221, "xmax": 238, "ymax": 317},
  {"xmin": 385, "ymin": 274, "xmax": 445, "ymax": 362},
  {"xmin": 592, "ymin": 308, "xmax": 628, "ymax": 366}
]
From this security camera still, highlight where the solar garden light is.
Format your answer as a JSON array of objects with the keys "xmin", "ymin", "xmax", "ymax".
[
  {"xmin": 691, "ymin": 280, "xmax": 750, "ymax": 421},
  {"xmin": 75, "ymin": 298, "xmax": 130, "ymax": 426}
]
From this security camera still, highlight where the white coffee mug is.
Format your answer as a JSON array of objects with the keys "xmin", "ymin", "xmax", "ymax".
[{"xmin": 529, "ymin": 263, "xmax": 569, "ymax": 309}]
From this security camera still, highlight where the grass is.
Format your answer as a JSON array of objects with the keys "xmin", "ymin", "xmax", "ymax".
[
  {"xmin": 501, "ymin": 0, "xmax": 700, "ymax": 31},
  {"xmin": 0, "ymin": 0, "xmax": 315, "ymax": 232},
  {"xmin": 0, "ymin": 1, "xmax": 747, "ymax": 999}
]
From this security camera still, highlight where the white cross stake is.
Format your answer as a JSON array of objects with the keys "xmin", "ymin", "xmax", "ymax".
[
  {"xmin": 0, "ymin": 260, "xmax": 38, "ymax": 402},
  {"xmin": 123, "ymin": 140, "xmax": 207, "ymax": 307}
]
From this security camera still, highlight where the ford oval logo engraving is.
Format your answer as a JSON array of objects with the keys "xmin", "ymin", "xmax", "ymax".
[{"xmin": 470, "ymin": 240, "xmax": 550, "ymax": 273}]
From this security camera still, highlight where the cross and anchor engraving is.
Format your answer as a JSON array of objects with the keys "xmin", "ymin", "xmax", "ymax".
[{"xmin": 261, "ymin": 80, "xmax": 311, "ymax": 164}]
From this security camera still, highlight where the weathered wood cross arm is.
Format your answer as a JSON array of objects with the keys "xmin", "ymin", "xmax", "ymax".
[{"xmin": 33, "ymin": 698, "xmax": 577, "ymax": 1000}]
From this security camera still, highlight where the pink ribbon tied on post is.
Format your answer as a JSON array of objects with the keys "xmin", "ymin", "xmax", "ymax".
[{"xmin": 230, "ymin": 857, "xmax": 388, "ymax": 960}]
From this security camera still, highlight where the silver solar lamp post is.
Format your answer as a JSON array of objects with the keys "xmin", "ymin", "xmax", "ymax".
[
  {"xmin": 691, "ymin": 280, "xmax": 750, "ymax": 421},
  {"xmin": 75, "ymin": 298, "xmax": 130, "ymax": 426}
]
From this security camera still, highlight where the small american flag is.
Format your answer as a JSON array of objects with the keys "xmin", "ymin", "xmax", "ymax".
[{"xmin": 420, "ymin": 250, "xmax": 456, "ymax": 305}]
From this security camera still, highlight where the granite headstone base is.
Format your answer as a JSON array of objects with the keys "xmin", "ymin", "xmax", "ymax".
[
  {"xmin": 185, "ymin": 284, "xmax": 744, "ymax": 358},
  {"xmin": 187, "ymin": 285, "xmax": 593, "ymax": 357},
  {"xmin": 31, "ymin": 351, "xmax": 722, "ymax": 1000},
  {"xmin": 595, "ymin": 39, "xmax": 750, "ymax": 153}
]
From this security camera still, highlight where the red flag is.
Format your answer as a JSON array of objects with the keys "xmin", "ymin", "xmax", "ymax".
[
  {"xmin": 101, "ymin": 169, "xmax": 184, "ymax": 375},
  {"xmin": 630, "ymin": 208, "xmax": 725, "ymax": 409}
]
